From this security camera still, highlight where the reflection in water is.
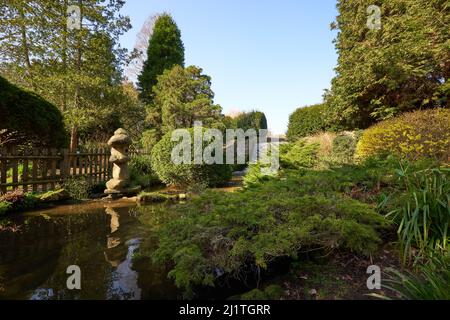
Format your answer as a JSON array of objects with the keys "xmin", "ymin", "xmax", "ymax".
[
  {"xmin": 105, "ymin": 207, "xmax": 120, "ymax": 234},
  {"xmin": 108, "ymin": 239, "xmax": 142, "ymax": 300},
  {"xmin": 0, "ymin": 202, "xmax": 179, "ymax": 300}
]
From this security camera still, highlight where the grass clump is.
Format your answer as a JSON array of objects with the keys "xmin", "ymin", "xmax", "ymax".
[
  {"xmin": 384, "ymin": 165, "xmax": 449, "ymax": 264},
  {"xmin": 377, "ymin": 251, "xmax": 450, "ymax": 300}
]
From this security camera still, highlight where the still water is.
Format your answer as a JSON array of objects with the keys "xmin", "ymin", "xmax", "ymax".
[{"xmin": 0, "ymin": 202, "xmax": 180, "ymax": 300}]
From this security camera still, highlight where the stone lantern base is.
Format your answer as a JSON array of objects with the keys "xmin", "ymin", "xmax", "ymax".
[{"xmin": 103, "ymin": 186, "xmax": 142, "ymax": 200}]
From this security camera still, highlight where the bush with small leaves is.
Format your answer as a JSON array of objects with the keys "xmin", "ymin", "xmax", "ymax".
[
  {"xmin": 356, "ymin": 109, "xmax": 450, "ymax": 161},
  {"xmin": 151, "ymin": 128, "xmax": 232, "ymax": 188},
  {"xmin": 145, "ymin": 170, "xmax": 388, "ymax": 295}
]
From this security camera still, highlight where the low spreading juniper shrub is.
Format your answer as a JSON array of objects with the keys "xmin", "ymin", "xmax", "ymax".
[{"xmin": 142, "ymin": 170, "xmax": 389, "ymax": 296}]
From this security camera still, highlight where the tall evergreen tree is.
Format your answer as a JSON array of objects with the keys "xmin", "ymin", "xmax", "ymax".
[
  {"xmin": 328, "ymin": 0, "xmax": 449, "ymax": 130},
  {"xmin": 153, "ymin": 65, "xmax": 223, "ymax": 135},
  {"xmin": 137, "ymin": 13, "xmax": 185, "ymax": 104}
]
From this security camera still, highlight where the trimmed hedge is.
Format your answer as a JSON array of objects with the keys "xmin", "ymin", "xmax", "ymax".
[
  {"xmin": 0, "ymin": 76, "xmax": 68, "ymax": 147},
  {"xmin": 287, "ymin": 104, "xmax": 329, "ymax": 141},
  {"xmin": 151, "ymin": 128, "xmax": 232, "ymax": 187},
  {"xmin": 356, "ymin": 109, "xmax": 450, "ymax": 161},
  {"xmin": 234, "ymin": 110, "xmax": 268, "ymax": 131}
]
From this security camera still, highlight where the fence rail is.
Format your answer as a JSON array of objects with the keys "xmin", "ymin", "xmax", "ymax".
[{"xmin": 0, "ymin": 147, "xmax": 113, "ymax": 194}]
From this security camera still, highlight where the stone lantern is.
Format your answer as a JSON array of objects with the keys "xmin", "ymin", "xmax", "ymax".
[{"xmin": 104, "ymin": 128, "xmax": 140, "ymax": 198}]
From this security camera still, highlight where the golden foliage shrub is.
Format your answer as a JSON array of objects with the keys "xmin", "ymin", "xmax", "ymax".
[{"xmin": 356, "ymin": 109, "xmax": 450, "ymax": 161}]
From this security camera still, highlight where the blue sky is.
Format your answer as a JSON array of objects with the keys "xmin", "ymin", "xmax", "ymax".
[{"xmin": 119, "ymin": 0, "xmax": 339, "ymax": 134}]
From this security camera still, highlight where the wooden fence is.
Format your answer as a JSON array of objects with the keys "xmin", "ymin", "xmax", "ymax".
[{"xmin": 0, "ymin": 147, "xmax": 112, "ymax": 194}]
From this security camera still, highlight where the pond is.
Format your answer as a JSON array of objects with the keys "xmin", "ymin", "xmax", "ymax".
[{"xmin": 0, "ymin": 201, "xmax": 181, "ymax": 300}]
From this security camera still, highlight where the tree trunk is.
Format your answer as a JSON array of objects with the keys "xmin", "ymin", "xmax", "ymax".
[
  {"xmin": 18, "ymin": 4, "xmax": 35, "ymax": 91},
  {"xmin": 70, "ymin": 126, "xmax": 78, "ymax": 153},
  {"xmin": 62, "ymin": 0, "xmax": 69, "ymax": 112}
]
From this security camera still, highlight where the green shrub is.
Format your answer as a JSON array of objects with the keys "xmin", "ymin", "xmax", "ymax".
[
  {"xmin": 286, "ymin": 104, "xmax": 329, "ymax": 141},
  {"xmin": 386, "ymin": 165, "xmax": 449, "ymax": 263},
  {"xmin": 129, "ymin": 154, "xmax": 160, "ymax": 187},
  {"xmin": 356, "ymin": 109, "xmax": 450, "ymax": 161},
  {"xmin": 140, "ymin": 129, "xmax": 160, "ymax": 153},
  {"xmin": 330, "ymin": 132, "xmax": 360, "ymax": 164},
  {"xmin": 243, "ymin": 162, "xmax": 275, "ymax": 188},
  {"xmin": 280, "ymin": 140, "xmax": 320, "ymax": 169},
  {"xmin": 0, "ymin": 75, "xmax": 68, "ymax": 148},
  {"xmin": 147, "ymin": 171, "xmax": 388, "ymax": 295},
  {"xmin": 63, "ymin": 177, "xmax": 90, "ymax": 200},
  {"xmin": 234, "ymin": 110, "xmax": 268, "ymax": 131},
  {"xmin": 0, "ymin": 201, "xmax": 12, "ymax": 215},
  {"xmin": 21, "ymin": 193, "xmax": 39, "ymax": 210},
  {"xmin": 151, "ymin": 128, "xmax": 232, "ymax": 188},
  {"xmin": 263, "ymin": 285, "xmax": 285, "ymax": 299}
]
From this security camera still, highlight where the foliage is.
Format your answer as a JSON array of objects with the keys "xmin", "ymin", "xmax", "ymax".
[
  {"xmin": 0, "ymin": 201, "xmax": 12, "ymax": 216},
  {"xmin": 137, "ymin": 13, "xmax": 185, "ymax": 104},
  {"xmin": 330, "ymin": 132, "xmax": 361, "ymax": 164},
  {"xmin": 328, "ymin": 0, "xmax": 449, "ymax": 129},
  {"xmin": 0, "ymin": 75, "xmax": 68, "ymax": 147},
  {"xmin": 0, "ymin": 190, "xmax": 40, "ymax": 214},
  {"xmin": 234, "ymin": 111, "xmax": 268, "ymax": 131},
  {"xmin": 140, "ymin": 129, "xmax": 160, "ymax": 153},
  {"xmin": 280, "ymin": 141, "xmax": 320, "ymax": 169},
  {"xmin": 63, "ymin": 177, "xmax": 90, "ymax": 201},
  {"xmin": 151, "ymin": 128, "xmax": 232, "ymax": 188},
  {"xmin": 152, "ymin": 65, "xmax": 224, "ymax": 135},
  {"xmin": 0, "ymin": 1, "xmax": 133, "ymax": 150},
  {"xmin": 243, "ymin": 162, "xmax": 276, "ymax": 188},
  {"xmin": 287, "ymin": 104, "xmax": 329, "ymax": 141},
  {"xmin": 356, "ymin": 109, "xmax": 450, "ymax": 161},
  {"xmin": 385, "ymin": 165, "xmax": 449, "ymax": 263},
  {"xmin": 138, "ymin": 192, "xmax": 179, "ymax": 203},
  {"xmin": 129, "ymin": 154, "xmax": 160, "ymax": 188},
  {"xmin": 144, "ymin": 170, "xmax": 388, "ymax": 295},
  {"xmin": 78, "ymin": 82, "xmax": 146, "ymax": 148},
  {"xmin": 240, "ymin": 285, "xmax": 284, "ymax": 300},
  {"xmin": 378, "ymin": 251, "xmax": 450, "ymax": 300},
  {"xmin": 304, "ymin": 132, "xmax": 337, "ymax": 159},
  {"xmin": 0, "ymin": 189, "xmax": 26, "ymax": 204},
  {"xmin": 38, "ymin": 189, "xmax": 71, "ymax": 202}
]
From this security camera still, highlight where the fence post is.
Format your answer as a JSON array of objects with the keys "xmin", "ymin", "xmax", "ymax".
[
  {"xmin": 12, "ymin": 147, "xmax": 19, "ymax": 191},
  {"xmin": 32, "ymin": 149, "xmax": 38, "ymax": 193},
  {"xmin": 50, "ymin": 148, "xmax": 57, "ymax": 190},
  {"xmin": 23, "ymin": 154, "xmax": 29, "ymax": 193},
  {"xmin": 61, "ymin": 149, "xmax": 69, "ymax": 180},
  {"xmin": 0, "ymin": 147, "xmax": 6, "ymax": 194},
  {"xmin": 41, "ymin": 148, "xmax": 48, "ymax": 192}
]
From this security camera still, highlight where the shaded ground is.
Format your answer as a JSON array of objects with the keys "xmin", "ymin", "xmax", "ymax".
[{"xmin": 247, "ymin": 245, "xmax": 402, "ymax": 300}]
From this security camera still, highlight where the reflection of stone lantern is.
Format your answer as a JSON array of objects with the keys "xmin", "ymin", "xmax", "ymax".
[{"xmin": 104, "ymin": 128, "xmax": 140, "ymax": 198}]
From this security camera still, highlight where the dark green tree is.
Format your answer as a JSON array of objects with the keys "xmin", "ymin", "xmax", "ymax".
[
  {"xmin": 0, "ymin": 75, "xmax": 68, "ymax": 148},
  {"xmin": 150, "ymin": 65, "xmax": 223, "ymax": 136},
  {"xmin": 287, "ymin": 104, "xmax": 329, "ymax": 141},
  {"xmin": 328, "ymin": 0, "xmax": 449, "ymax": 129},
  {"xmin": 235, "ymin": 111, "xmax": 268, "ymax": 131},
  {"xmin": 137, "ymin": 13, "xmax": 185, "ymax": 104}
]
